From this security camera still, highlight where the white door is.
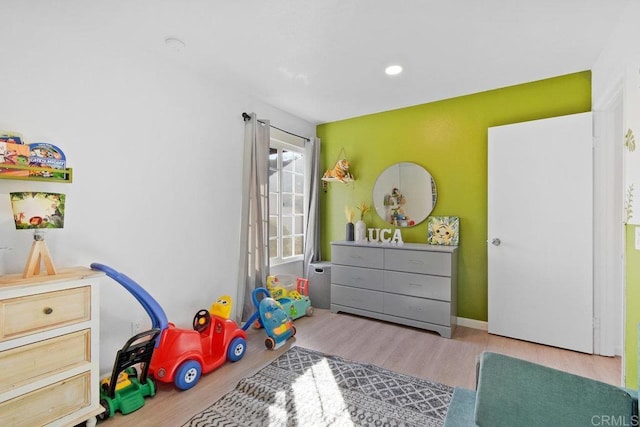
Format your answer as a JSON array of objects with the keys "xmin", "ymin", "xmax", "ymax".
[{"xmin": 488, "ymin": 112, "xmax": 593, "ymax": 353}]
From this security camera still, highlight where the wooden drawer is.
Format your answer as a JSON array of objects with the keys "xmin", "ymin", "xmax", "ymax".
[
  {"xmin": 331, "ymin": 245, "xmax": 383, "ymax": 269},
  {"xmin": 384, "ymin": 249, "xmax": 452, "ymax": 276},
  {"xmin": 0, "ymin": 372, "xmax": 90, "ymax": 427},
  {"xmin": 0, "ymin": 330, "xmax": 90, "ymax": 394},
  {"xmin": 331, "ymin": 284, "xmax": 383, "ymax": 312},
  {"xmin": 332, "ymin": 265, "xmax": 383, "ymax": 291},
  {"xmin": 384, "ymin": 293, "xmax": 451, "ymax": 326},
  {"xmin": 384, "ymin": 271, "xmax": 452, "ymax": 301},
  {"xmin": 0, "ymin": 286, "xmax": 91, "ymax": 341}
]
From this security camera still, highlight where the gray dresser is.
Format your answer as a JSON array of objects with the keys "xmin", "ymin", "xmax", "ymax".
[{"xmin": 330, "ymin": 241, "xmax": 458, "ymax": 338}]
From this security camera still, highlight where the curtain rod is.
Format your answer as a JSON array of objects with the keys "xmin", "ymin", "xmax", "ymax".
[{"xmin": 242, "ymin": 112, "xmax": 310, "ymax": 142}]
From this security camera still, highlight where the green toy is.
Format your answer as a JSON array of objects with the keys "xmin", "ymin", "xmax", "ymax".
[{"xmin": 99, "ymin": 329, "xmax": 160, "ymax": 420}]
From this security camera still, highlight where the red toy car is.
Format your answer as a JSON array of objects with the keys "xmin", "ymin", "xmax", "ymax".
[
  {"xmin": 92, "ymin": 263, "xmax": 247, "ymax": 391},
  {"xmin": 149, "ymin": 310, "xmax": 247, "ymax": 390}
]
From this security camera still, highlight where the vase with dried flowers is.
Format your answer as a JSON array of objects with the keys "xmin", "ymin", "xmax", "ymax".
[
  {"xmin": 345, "ymin": 206, "xmax": 355, "ymax": 241},
  {"xmin": 355, "ymin": 202, "xmax": 371, "ymax": 242}
]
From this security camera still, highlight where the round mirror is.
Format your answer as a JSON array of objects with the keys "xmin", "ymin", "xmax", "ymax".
[{"xmin": 372, "ymin": 162, "xmax": 437, "ymax": 227}]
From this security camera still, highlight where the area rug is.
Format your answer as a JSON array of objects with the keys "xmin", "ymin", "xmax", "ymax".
[{"xmin": 183, "ymin": 346, "xmax": 453, "ymax": 427}]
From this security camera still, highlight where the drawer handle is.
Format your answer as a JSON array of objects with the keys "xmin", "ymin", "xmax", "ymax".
[
  {"xmin": 43, "ymin": 307, "xmax": 53, "ymax": 315},
  {"xmin": 409, "ymin": 260, "xmax": 424, "ymax": 265},
  {"xmin": 349, "ymin": 255, "xmax": 363, "ymax": 260},
  {"xmin": 409, "ymin": 283, "xmax": 423, "ymax": 288}
]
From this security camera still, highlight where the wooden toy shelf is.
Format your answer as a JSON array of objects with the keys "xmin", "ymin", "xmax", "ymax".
[{"xmin": 0, "ymin": 164, "xmax": 73, "ymax": 183}]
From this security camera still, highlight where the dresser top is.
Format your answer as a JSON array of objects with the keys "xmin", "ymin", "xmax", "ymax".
[
  {"xmin": 0, "ymin": 266, "xmax": 104, "ymax": 288},
  {"xmin": 331, "ymin": 241, "xmax": 458, "ymax": 253}
]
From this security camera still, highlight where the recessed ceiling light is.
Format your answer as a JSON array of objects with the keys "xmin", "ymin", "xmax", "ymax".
[
  {"xmin": 385, "ymin": 65, "xmax": 403, "ymax": 76},
  {"xmin": 165, "ymin": 37, "xmax": 186, "ymax": 52}
]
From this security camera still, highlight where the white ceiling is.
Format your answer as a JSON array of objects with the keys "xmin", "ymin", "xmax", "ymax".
[{"xmin": 3, "ymin": 0, "xmax": 632, "ymax": 124}]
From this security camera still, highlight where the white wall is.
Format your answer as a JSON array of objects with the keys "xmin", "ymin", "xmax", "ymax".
[
  {"xmin": 593, "ymin": 2, "xmax": 640, "ymax": 108},
  {"xmin": 0, "ymin": 20, "xmax": 314, "ymax": 374}
]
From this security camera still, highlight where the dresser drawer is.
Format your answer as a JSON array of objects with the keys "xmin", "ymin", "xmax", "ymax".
[
  {"xmin": 331, "ymin": 245, "xmax": 383, "ymax": 269},
  {"xmin": 384, "ymin": 271, "xmax": 451, "ymax": 301},
  {"xmin": 332, "ymin": 265, "xmax": 383, "ymax": 291},
  {"xmin": 0, "ymin": 286, "xmax": 91, "ymax": 341},
  {"xmin": 384, "ymin": 293, "xmax": 451, "ymax": 326},
  {"xmin": 331, "ymin": 284, "xmax": 383, "ymax": 312},
  {"xmin": 384, "ymin": 249, "xmax": 452, "ymax": 276},
  {"xmin": 0, "ymin": 372, "xmax": 90, "ymax": 427},
  {"xmin": 0, "ymin": 330, "xmax": 90, "ymax": 394}
]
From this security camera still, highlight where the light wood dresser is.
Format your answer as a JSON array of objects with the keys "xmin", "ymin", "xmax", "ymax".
[
  {"xmin": 330, "ymin": 241, "xmax": 458, "ymax": 338},
  {"xmin": 0, "ymin": 267, "xmax": 104, "ymax": 427}
]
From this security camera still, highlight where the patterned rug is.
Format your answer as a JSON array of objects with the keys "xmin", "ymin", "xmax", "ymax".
[{"xmin": 183, "ymin": 346, "xmax": 453, "ymax": 427}]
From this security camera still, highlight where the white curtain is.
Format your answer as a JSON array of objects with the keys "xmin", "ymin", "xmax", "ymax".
[
  {"xmin": 304, "ymin": 137, "xmax": 322, "ymax": 277},
  {"xmin": 237, "ymin": 113, "xmax": 270, "ymax": 323}
]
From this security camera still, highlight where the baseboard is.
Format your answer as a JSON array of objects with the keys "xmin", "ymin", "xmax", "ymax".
[{"xmin": 456, "ymin": 317, "xmax": 488, "ymax": 331}]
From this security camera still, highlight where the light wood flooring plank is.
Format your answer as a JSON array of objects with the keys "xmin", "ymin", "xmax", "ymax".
[{"xmin": 102, "ymin": 309, "xmax": 621, "ymax": 426}]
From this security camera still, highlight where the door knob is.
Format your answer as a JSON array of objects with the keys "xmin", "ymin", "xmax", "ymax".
[{"xmin": 491, "ymin": 238, "xmax": 501, "ymax": 246}]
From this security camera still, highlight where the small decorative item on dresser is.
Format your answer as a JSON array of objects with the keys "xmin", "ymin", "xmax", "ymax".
[
  {"xmin": 10, "ymin": 192, "xmax": 66, "ymax": 278},
  {"xmin": 355, "ymin": 202, "xmax": 371, "ymax": 242},
  {"xmin": 427, "ymin": 216, "xmax": 459, "ymax": 245},
  {"xmin": 345, "ymin": 206, "xmax": 355, "ymax": 241}
]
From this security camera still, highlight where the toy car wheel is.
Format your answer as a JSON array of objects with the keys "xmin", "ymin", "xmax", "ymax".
[
  {"xmin": 306, "ymin": 306, "xmax": 314, "ymax": 316},
  {"xmin": 265, "ymin": 337, "xmax": 275, "ymax": 350},
  {"xmin": 174, "ymin": 360, "xmax": 202, "ymax": 390},
  {"xmin": 291, "ymin": 326, "xmax": 297, "ymax": 337},
  {"xmin": 227, "ymin": 337, "xmax": 247, "ymax": 362},
  {"xmin": 98, "ymin": 399, "xmax": 111, "ymax": 421}
]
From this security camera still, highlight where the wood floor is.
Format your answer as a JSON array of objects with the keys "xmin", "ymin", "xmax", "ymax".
[{"xmin": 103, "ymin": 309, "xmax": 621, "ymax": 426}]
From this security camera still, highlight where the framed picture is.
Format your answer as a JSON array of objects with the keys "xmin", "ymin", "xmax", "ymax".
[{"xmin": 427, "ymin": 216, "xmax": 459, "ymax": 245}]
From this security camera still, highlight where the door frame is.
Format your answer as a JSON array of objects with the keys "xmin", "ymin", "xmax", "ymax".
[{"xmin": 593, "ymin": 84, "xmax": 624, "ymax": 358}]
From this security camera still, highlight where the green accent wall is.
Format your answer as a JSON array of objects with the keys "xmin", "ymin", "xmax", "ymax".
[
  {"xmin": 626, "ymin": 224, "xmax": 640, "ymax": 388},
  {"xmin": 317, "ymin": 71, "xmax": 592, "ymax": 321}
]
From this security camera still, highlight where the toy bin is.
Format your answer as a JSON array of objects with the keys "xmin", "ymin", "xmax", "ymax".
[{"xmin": 308, "ymin": 262, "xmax": 331, "ymax": 309}]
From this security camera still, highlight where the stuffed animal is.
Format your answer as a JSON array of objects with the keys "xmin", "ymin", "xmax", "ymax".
[{"xmin": 323, "ymin": 159, "xmax": 352, "ymax": 183}]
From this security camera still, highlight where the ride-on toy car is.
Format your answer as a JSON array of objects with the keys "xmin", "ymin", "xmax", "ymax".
[
  {"xmin": 99, "ymin": 329, "xmax": 160, "ymax": 419},
  {"xmin": 91, "ymin": 263, "xmax": 248, "ymax": 391}
]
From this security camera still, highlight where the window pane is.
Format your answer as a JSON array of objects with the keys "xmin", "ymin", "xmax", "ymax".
[
  {"xmin": 293, "ymin": 153, "xmax": 304, "ymax": 173},
  {"xmin": 282, "ymin": 216, "xmax": 292, "ymax": 236},
  {"xmin": 269, "ymin": 239, "xmax": 278, "ymax": 259},
  {"xmin": 294, "ymin": 175, "xmax": 304, "ymax": 193},
  {"xmin": 269, "ymin": 141, "xmax": 306, "ymax": 263},
  {"xmin": 294, "ymin": 195, "xmax": 303, "ymax": 214},
  {"xmin": 269, "ymin": 216, "xmax": 278, "ymax": 238},
  {"xmin": 282, "ymin": 237, "xmax": 293, "ymax": 258},
  {"xmin": 282, "ymin": 194, "xmax": 292, "ymax": 215},
  {"xmin": 294, "ymin": 215, "xmax": 304, "ymax": 234},
  {"xmin": 294, "ymin": 236, "xmax": 303, "ymax": 256},
  {"xmin": 282, "ymin": 171, "xmax": 293, "ymax": 193},
  {"xmin": 283, "ymin": 150, "xmax": 295, "ymax": 172},
  {"xmin": 269, "ymin": 194, "xmax": 279, "ymax": 215},
  {"xmin": 269, "ymin": 172, "xmax": 278, "ymax": 192}
]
